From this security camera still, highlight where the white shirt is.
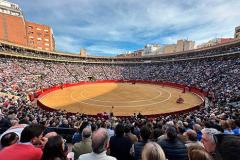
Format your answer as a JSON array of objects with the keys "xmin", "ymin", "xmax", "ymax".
[
  {"xmin": 0, "ymin": 124, "xmax": 28, "ymax": 141},
  {"xmin": 78, "ymin": 151, "xmax": 116, "ymax": 160},
  {"xmin": 107, "ymin": 129, "xmax": 114, "ymax": 139}
]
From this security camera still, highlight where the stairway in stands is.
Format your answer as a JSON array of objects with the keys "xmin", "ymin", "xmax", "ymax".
[{"xmin": 63, "ymin": 65, "xmax": 79, "ymax": 82}]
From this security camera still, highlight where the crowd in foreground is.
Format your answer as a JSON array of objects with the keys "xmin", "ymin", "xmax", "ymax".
[{"xmin": 0, "ymin": 118, "xmax": 239, "ymax": 160}]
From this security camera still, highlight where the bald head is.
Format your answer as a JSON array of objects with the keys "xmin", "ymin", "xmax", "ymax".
[
  {"xmin": 82, "ymin": 127, "xmax": 92, "ymax": 139},
  {"xmin": 92, "ymin": 128, "xmax": 108, "ymax": 154},
  {"xmin": 44, "ymin": 132, "xmax": 58, "ymax": 139}
]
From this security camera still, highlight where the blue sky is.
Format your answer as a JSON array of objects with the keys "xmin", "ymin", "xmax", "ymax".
[{"xmin": 11, "ymin": 0, "xmax": 240, "ymax": 56}]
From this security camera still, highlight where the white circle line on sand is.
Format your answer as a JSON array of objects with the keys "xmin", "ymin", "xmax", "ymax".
[
  {"xmin": 76, "ymin": 85, "xmax": 163, "ymax": 103},
  {"xmin": 70, "ymin": 86, "xmax": 172, "ymax": 107}
]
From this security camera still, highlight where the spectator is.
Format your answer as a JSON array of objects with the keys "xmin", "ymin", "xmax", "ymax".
[
  {"xmin": 184, "ymin": 130, "xmax": 204, "ymax": 148},
  {"xmin": 193, "ymin": 124, "xmax": 202, "ymax": 141},
  {"xmin": 0, "ymin": 123, "xmax": 27, "ymax": 145},
  {"xmin": 41, "ymin": 135, "xmax": 67, "ymax": 160},
  {"xmin": 132, "ymin": 126, "xmax": 151, "ymax": 160},
  {"xmin": 214, "ymin": 134, "xmax": 240, "ymax": 160},
  {"xmin": 0, "ymin": 113, "xmax": 11, "ymax": 134},
  {"xmin": 72, "ymin": 121, "xmax": 89, "ymax": 144},
  {"xmin": 188, "ymin": 145, "xmax": 214, "ymax": 160},
  {"xmin": 220, "ymin": 120, "xmax": 234, "ymax": 135},
  {"xmin": 106, "ymin": 121, "xmax": 114, "ymax": 139},
  {"xmin": 78, "ymin": 128, "xmax": 116, "ymax": 160},
  {"xmin": 152, "ymin": 128, "xmax": 162, "ymax": 142},
  {"xmin": 0, "ymin": 124, "xmax": 45, "ymax": 160},
  {"xmin": 201, "ymin": 128, "xmax": 221, "ymax": 158},
  {"xmin": 109, "ymin": 123, "xmax": 132, "ymax": 160},
  {"xmin": 44, "ymin": 131, "xmax": 58, "ymax": 139},
  {"xmin": 158, "ymin": 126, "xmax": 188, "ymax": 160},
  {"xmin": 0, "ymin": 132, "xmax": 19, "ymax": 148},
  {"xmin": 124, "ymin": 124, "xmax": 138, "ymax": 144},
  {"xmin": 72, "ymin": 127, "xmax": 92, "ymax": 160},
  {"xmin": 232, "ymin": 119, "xmax": 240, "ymax": 135},
  {"xmin": 141, "ymin": 142, "xmax": 166, "ymax": 160},
  {"xmin": 59, "ymin": 119, "xmax": 70, "ymax": 128}
]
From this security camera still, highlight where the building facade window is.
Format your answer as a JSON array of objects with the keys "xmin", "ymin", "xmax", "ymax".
[
  {"xmin": 37, "ymin": 32, "xmax": 42, "ymax": 36},
  {"xmin": 28, "ymin": 31, "xmax": 34, "ymax": 35},
  {"xmin": 37, "ymin": 41, "xmax": 42, "ymax": 45},
  {"xmin": 28, "ymin": 26, "xmax": 33, "ymax": 29},
  {"xmin": 29, "ymin": 41, "xmax": 34, "ymax": 45}
]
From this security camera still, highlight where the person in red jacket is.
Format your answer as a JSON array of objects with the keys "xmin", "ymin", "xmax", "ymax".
[{"xmin": 0, "ymin": 124, "xmax": 46, "ymax": 160}]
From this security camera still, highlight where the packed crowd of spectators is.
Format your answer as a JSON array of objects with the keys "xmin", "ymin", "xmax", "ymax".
[
  {"xmin": 0, "ymin": 44, "xmax": 239, "ymax": 160},
  {"xmin": 1, "ymin": 53, "xmax": 239, "ymax": 105},
  {"xmin": 0, "ymin": 112, "xmax": 239, "ymax": 160}
]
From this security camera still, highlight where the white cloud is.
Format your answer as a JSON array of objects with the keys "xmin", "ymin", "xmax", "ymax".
[
  {"xmin": 11, "ymin": 0, "xmax": 240, "ymax": 55},
  {"xmin": 86, "ymin": 45, "xmax": 128, "ymax": 56},
  {"xmin": 55, "ymin": 36, "xmax": 81, "ymax": 53}
]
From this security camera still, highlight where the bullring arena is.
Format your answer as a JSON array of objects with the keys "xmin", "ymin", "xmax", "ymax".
[{"xmin": 38, "ymin": 81, "xmax": 203, "ymax": 116}]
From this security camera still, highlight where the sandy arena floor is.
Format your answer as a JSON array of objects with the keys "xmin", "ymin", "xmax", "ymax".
[{"xmin": 39, "ymin": 83, "xmax": 203, "ymax": 116}]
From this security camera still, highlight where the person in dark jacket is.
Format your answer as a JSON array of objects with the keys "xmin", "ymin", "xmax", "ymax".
[
  {"xmin": 0, "ymin": 114, "xmax": 11, "ymax": 134},
  {"xmin": 132, "ymin": 126, "xmax": 151, "ymax": 160},
  {"xmin": 109, "ymin": 123, "xmax": 132, "ymax": 160},
  {"xmin": 214, "ymin": 134, "xmax": 240, "ymax": 160},
  {"xmin": 157, "ymin": 126, "xmax": 188, "ymax": 160},
  {"xmin": 124, "ymin": 124, "xmax": 138, "ymax": 145}
]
